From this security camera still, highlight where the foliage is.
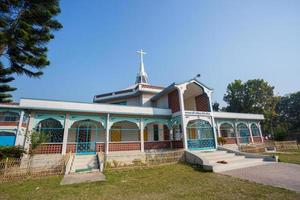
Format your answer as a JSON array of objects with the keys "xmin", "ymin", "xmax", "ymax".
[
  {"xmin": 223, "ymin": 79, "xmax": 276, "ymax": 134},
  {"xmin": 29, "ymin": 131, "xmax": 48, "ymax": 155},
  {"xmin": 274, "ymin": 124, "xmax": 287, "ymax": 141},
  {"xmin": 0, "ymin": 63, "xmax": 16, "ymax": 102},
  {"xmin": 0, "ymin": 146, "xmax": 25, "ymax": 159},
  {"xmin": 0, "ymin": 0, "xmax": 62, "ymax": 98},
  {"xmin": 217, "ymin": 137, "xmax": 226, "ymax": 145},
  {"xmin": 276, "ymin": 92, "xmax": 300, "ymax": 131},
  {"xmin": 212, "ymin": 101, "xmax": 220, "ymax": 111},
  {"xmin": 224, "ymin": 79, "xmax": 275, "ymax": 113}
]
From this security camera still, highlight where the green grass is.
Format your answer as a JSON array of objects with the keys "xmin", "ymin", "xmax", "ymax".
[
  {"xmin": 265, "ymin": 150, "xmax": 300, "ymax": 165},
  {"xmin": 0, "ymin": 164, "xmax": 299, "ymax": 200}
]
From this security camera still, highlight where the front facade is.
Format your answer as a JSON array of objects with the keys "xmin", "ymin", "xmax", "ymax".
[{"xmin": 0, "ymin": 51, "xmax": 264, "ymax": 155}]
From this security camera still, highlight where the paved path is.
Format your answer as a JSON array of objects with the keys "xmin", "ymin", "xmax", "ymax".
[
  {"xmin": 220, "ymin": 163, "xmax": 300, "ymax": 192},
  {"xmin": 60, "ymin": 172, "xmax": 106, "ymax": 185}
]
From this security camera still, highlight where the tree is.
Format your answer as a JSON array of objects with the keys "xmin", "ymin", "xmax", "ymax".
[
  {"xmin": 0, "ymin": 0, "xmax": 62, "ymax": 98},
  {"xmin": 223, "ymin": 79, "xmax": 276, "ymax": 134},
  {"xmin": 223, "ymin": 80, "xmax": 244, "ymax": 112},
  {"xmin": 224, "ymin": 79, "xmax": 274, "ymax": 113},
  {"xmin": 212, "ymin": 101, "xmax": 220, "ymax": 112},
  {"xmin": 0, "ymin": 62, "xmax": 16, "ymax": 102},
  {"xmin": 276, "ymin": 92, "xmax": 300, "ymax": 131}
]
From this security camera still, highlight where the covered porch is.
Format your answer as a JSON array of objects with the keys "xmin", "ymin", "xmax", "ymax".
[{"xmin": 29, "ymin": 113, "xmax": 184, "ymax": 155}]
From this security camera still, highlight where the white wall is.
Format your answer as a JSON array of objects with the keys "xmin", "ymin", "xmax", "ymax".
[
  {"xmin": 141, "ymin": 93, "xmax": 155, "ymax": 107},
  {"xmin": 156, "ymin": 94, "xmax": 169, "ymax": 109},
  {"xmin": 184, "ymin": 96, "xmax": 196, "ymax": 110}
]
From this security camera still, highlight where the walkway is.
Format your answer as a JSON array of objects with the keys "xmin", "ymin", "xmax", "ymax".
[
  {"xmin": 220, "ymin": 163, "xmax": 300, "ymax": 192},
  {"xmin": 60, "ymin": 172, "xmax": 106, "ymax": 185}
]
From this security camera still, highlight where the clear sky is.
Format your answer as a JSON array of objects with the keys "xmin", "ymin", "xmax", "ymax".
[{"xmin": 11, "ymin": 0, "xmax": 300, "ymax": 106}]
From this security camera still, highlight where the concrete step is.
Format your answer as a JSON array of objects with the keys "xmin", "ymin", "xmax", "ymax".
[
  {"xmin": 194, "ymin": 151, "xmax": 228, "ymax": 156},
  {"xmin": 71, "ymin": 155, "xmax": 99, "ymax": 174},
  {"xmin": 200, "ymin": 153, "xmax": 237, "ymax": 160},
  {"xmin": 207, "ymin": 155, "xmax": 246, "ymax": 164},
  {"xmin": 212, "ymin": 158, "xmax": 266, "ymax": 172}
]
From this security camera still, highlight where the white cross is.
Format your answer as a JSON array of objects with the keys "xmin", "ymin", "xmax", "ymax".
[{"xmin": 137, "ymin": 49, "xmax": 147, "ymax": 63}]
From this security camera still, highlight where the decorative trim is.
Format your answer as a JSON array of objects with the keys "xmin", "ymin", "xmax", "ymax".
[
  {"xmin": 32, "ymin": 113, "xmax": 65, "ymax": 128},
  {"xmin": 69, "ymin": 114, "xmax": 106, "ymax": 128},
  {"xmin": 109, "ymin": 116, "xmax": 140, "ymax": 129}
]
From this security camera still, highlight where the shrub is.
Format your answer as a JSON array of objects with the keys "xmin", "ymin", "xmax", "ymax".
[
  {"xmin": 274, "ymin": 125, "xmax": 287, "ymax": 141},
  {"xmin": 0, "ymin": 146, "xmax": 25, "ymax": 159},
  {"xmin": 28, "ymin": 131, "xmax": 49, "ymax": 155},
  {"xmin": 217, "ymin": 137, "xmax": 226, "ymax": 145}
]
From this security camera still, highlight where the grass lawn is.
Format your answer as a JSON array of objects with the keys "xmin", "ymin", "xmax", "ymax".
[
  {"xmin": 265, "ymin": 150, "xmax": 300, "ymax": 165},
  {"xmin": 0, "ymin": 163, "xmax": 299, "ymax": 200}
]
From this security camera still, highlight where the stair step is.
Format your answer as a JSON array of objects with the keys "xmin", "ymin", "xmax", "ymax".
[
  {"xmin": 70, "ymin": 155, "xmax": 100, "ymax": 174},
  {"xmin": 213, "ymin": 158, "xmax": 265, "ymax": 172},
  {"xmin": 207, "ymin": 156, "xmax": 245, "ymax": 164},
  {"xmin": 200, "ymin": 153, "xmax": 236, "ymax": 160}
]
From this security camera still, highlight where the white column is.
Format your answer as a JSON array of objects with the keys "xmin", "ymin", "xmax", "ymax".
[
  {"xmin": 234, "ymin": 120, "xmax": 240, "ymax": 146},
  {"xmin": 15, "ymin": 110, "xmax": 25, "ymax": 146},
  {"xmin": 207, "ymin": 90, "xmax": 218, "ymax": 149},
  {"xmin": 140, "ymin": 118, "xmax": 144, "ymax": 152},
  {"xmin": 105, "ymin": 113, "xmax": 110, "ymax": 155},
  {"xmin": 248, "ymin": 122, "xmax": 254, "ymax": 143},
  {"xmin": 24, "ymin": 112, "xmax": 35, "ymax": 153},
  {"xmin": 61, "ymin": 113, "xmax": 70, "ymax": 155},
  {"xmin": 169, "ymin": 129, "xmax": 173, "ymax": 149},
  {"xmin": 177, "ymin": 86, "xmax": 188, "ymax": 150},
  {"xmin": 258, "ymin": 122, "xmax": 264, "ymax": 142}
]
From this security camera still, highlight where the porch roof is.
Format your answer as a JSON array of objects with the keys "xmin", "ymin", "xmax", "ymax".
[
  {"xmin": 213, "ymin": 111, "xmax": 264, "ymax": 120},
  {"xmin": 19, "ymin": 98, "xmax": 172, "ymax": 116}
]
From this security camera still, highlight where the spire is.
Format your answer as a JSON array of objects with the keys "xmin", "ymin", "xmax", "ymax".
[{"xmin": 135, "ymin": 49, "xmax": 149, "ymax": 84}]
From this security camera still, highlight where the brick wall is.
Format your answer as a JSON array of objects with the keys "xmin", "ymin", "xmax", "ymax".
[
  {"xmin": 253, "ymin": 136, "xmax": 263, "ymax": 143},
  {"xmin": 171, "ymin": 140, "xmax": 184, "ymax": 148},
  {"xmin": 96, "ymin": 143, "xmax": 105, "ymax": 152},
  {"xmin": 195, "ymin": 93, "xmax": 210, "ymax": 111},
  {"xmin": 66, "ymin": 144, "xmax": 75, "ymax": 153},
  {"xmin": 224, "ymin": 138, "xmax": 237, "ymax": 144},
  {"xmin": 0, "ymin": 121, "xmax": 18, "ymax": 126},
  {"xmin": 109, "ymin": 142, "xmax": 141, "ymax": 151},
  {"xmin": 145, "ymin": 141, "xmax": 171, "ymax": 149},
  {"xmin": 168, "ymin": 89, "xmax": 180, "ymax": 113},
  {"xmin": 32, "ymin": 144, "xmax": 62, "ymax": 154}
]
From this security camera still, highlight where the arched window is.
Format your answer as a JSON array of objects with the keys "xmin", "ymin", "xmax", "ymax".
[
  {"xmin": 220, "ymin": 123, "xmax": 235, "ymax": 138},
  {"xmin": 0, "ymin": 111, "xmax": 20, "ymax": 122},
  {"xmin": 251, "ymin": 124, "xmax": 260, "ymax": 136},
  {"xmin": 37, "ymin": 118, "xmax": 64, "ymax": 143},
  {"xmin": 110, "ymin": 121, "xmax": 139, "ymax": 142},
  {"xmin": 237, "ymin": 123, "xmax": 250, "ymax": 137},
  {"xmin": 187, "ymin": 120, "xmax": 213, "ymax": 139},
  {"xmin": 70, "ymin": 119, "xmax": 103, "ymax": 143}
]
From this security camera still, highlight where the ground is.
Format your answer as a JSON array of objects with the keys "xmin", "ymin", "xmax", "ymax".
[
  {"xmin": 1, "ymin": 164, "xmax": 299, "ymax": 200},
  {"xmin": 265, "ymin": 150, "xmax": 300, "ymax": 165},
  {"xmin": 221, "ymin": 163, "xmax": 300, "ymax": 192}
]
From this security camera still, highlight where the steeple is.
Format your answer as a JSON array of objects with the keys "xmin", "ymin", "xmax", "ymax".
[{"xmin": 135, "ymin": 49, "xmax": 149, "ymax": 84}]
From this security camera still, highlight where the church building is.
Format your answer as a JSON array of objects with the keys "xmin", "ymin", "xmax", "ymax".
[{"xmin": 0, "ymin": 50, "xmax": 264, "ymax": 156}]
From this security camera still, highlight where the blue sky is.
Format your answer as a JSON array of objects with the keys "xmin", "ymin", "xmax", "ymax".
[{"xmin": 11, "ymin": 0, "xmax": 300, "ymax": 106}]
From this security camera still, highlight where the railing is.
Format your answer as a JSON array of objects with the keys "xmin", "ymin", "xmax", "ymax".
[
  {"xmin": 76, "ymin": 142, "xmax": 96, "ymax": 154},
  {"xmin": 187, "ymin": 138, "xmax": 215, "ymax": 150}
]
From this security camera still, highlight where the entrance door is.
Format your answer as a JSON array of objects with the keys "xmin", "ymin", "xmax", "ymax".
[
  {"xmin": 76, "ymin": 125, "xmax": 96, "ymax": 154},
  {"xmin": 187, "ymin": 120, "xmax": 215, "ymax": 150},
  {"xmin": 111, "ymin": 126, "xmax": 121, "ymax": 142},
  {"xmin": 237, "ymin": 124, "xmax": 250, "ymax": 144}
]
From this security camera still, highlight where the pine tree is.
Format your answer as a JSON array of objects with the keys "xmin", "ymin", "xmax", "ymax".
[
  {"xmin": 0, "ymin": 63, "xmax": 16, "ymax": 102},
  {"xmin": 0, "ymin": 0, "xmax": 62, "ymax": 83}
]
